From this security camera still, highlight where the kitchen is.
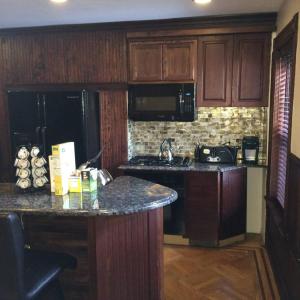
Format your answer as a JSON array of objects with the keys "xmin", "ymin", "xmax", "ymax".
[{"xmin": 0, "ymin": 0, "xmax": 299, "ymax": 299}]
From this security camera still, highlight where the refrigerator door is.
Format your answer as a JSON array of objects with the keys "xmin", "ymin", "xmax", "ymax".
[
  {"xmin": 7, "ymin": 91, "xmax": 42, "ymax": 155},
  {"xmin": 42, "ymin": 91, "xmax": 87, "ymax": 167}
]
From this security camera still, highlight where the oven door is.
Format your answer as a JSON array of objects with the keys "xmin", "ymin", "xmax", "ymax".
[{"xmin": 128, "ymin": 84, "xmax": 182, "ymax": 121}]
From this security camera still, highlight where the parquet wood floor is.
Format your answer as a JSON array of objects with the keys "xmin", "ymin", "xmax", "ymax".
[{"xmin": 164, "ymin": 236, "xmax": 280, "ymax": 300}]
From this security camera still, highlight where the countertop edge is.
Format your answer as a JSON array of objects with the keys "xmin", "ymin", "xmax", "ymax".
[{"xmin": 0, "ymin": 177, "xmax": 178, "ymax": 216}]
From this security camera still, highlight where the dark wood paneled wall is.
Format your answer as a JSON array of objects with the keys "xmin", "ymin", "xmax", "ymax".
[
  {"xmin": 266, "ymin": 153, "xmax": 300, "ymax": 300},
  {"xmin": 0, "ymin": 30, "xmax": 127, "ymax": 181},
  {"xmin": 286, "ymin": 154, "xmax": 300, "ymax": 258},
  {"xmin": 99, "ymin": 90, "xmax": 128, "ymax": 176}
]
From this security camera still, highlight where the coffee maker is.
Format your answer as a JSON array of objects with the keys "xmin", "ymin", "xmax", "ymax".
[{"xmin": 242, "ymin": 136, "xmax": 259, "ymax": 164}]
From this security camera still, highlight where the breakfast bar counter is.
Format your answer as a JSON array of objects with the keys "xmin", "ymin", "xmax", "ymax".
[
  {"xmin": 0, "ymin": 176, "xmax": 177, "ymax": 300},
  {"xmin": 0, "ymin": 176, "xmax": 177, "ymax": 216}
]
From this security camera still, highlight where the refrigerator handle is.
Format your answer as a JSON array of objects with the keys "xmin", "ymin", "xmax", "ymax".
[
  {"xmin": 42, "ymin": 94, "xmax": 47, "ymax": 126},
  {"xmin": 41, "ymin": 126, "xmax": 47, "ymax": 155},
  {"xmin": 35, "ymin": 126, "xmax": 41, "ymax": 145}
]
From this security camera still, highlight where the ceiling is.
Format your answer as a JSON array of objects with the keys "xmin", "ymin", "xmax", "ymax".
[{"xmin": 0, "ymin": 0, "xmax": 283, "ymax": 29}]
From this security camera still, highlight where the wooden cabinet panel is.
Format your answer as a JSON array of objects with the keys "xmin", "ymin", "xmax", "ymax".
[
  {"xmin": 128, "ymin": 39, "xmax": 196, "ymax": 82},
  {"xmin": 197, "ymin": 35, "xmax": 233, "ymax": 107},
  {"xmin": 129, "ymin": 42, "xmax": 163, "ymax": 82},
  {"xmin": 232, "ymin": 33, "xmax": 271, "ymax": 107},
  {"xmin": 220, "ymin": 168, "xmax": 247, "ymax": 240},
  {"xmin": 185, "ymin": 172, "xmax": 220, "ymax": 244},
  {"xmin": 163, "ymin": 40, "xmax": 196, "ymax": 81},
  {"xmin": 100, "ymin": 90, "xmax": 128, "ymax": 176},
  {"xmin": 185, "ymin": 169, "xmax": 246, "ymax": 246}
]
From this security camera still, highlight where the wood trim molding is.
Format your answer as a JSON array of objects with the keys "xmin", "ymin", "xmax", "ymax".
[
  {"xmin": 5, "ymin": 83, "xmax": 128, "ymax": 92},
  {"xmin": 274, "ymin": 14, "xmax": 299, "ymax": 50},
  {"xmin": 0, "ymin": 13, "xmax": 277, "ymax": 36},
  {"xmin": 127, "ymin": 25, "xmax": 275, "ymax": 39}
]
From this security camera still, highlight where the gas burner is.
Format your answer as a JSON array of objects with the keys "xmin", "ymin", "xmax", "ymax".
[{"xmin": 128, "ymin": 156, "xmax": 191, "ymax": 167}]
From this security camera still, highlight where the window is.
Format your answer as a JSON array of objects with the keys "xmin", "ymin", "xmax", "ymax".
[{"xmin": 268, "ymin": 15, "xmax": 298, "ymax": 208}]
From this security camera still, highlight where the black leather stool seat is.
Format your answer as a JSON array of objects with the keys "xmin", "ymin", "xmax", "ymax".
[
  {"xmin": 0, "ymin": 212, "xmax": 77, "ymax": 300},
  {"xmin": 24, "ymin": 249, "xmax": 77, "ymax": 300}
]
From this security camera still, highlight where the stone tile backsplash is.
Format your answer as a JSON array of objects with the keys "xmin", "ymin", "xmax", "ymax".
[{"xmin": 128, "ymin": 107, "xmax": 268, "ymax": 161}]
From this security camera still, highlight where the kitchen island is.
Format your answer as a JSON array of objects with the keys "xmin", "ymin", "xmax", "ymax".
[
  {"xmin": 0, "ymin": 176, "xmax": 177, "ymax": 300},
  {"xmin": 119, "ymin": 162, "xmax": 247, "ymax": 247}
]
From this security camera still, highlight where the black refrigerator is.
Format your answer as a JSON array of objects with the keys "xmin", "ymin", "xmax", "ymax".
[{"xmin": 7, "ymin": 89, "xmax": 100, "ymax": 170}]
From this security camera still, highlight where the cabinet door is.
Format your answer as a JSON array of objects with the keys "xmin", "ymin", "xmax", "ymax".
[
  {"xmin": 185, "ymin": 172, "xmax": 220, "ymax": 245},
  {"xmin": 163, "ymin": 40, "xmax": 197, "ymax": 81},
  {"xmin": 197, "ymin": 35, "xmax": 233, "ymax": 107},
  {"xmin": 129, "ymin": 42, "xmax": 163, "ymax": 82},
  {"xmin": 232, "ymin": 33, "xmax": 271, "ymax": 107},
  {"xmin": 220, "ymin": 168, "xmax": 247, "ymax": 240}
]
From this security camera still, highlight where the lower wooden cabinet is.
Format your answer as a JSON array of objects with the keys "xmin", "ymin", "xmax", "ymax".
[
  {"xmin": 122, "ymin": 167, "xmax": 247, "ymax": 247},
  {"xmin": 185, "ymin": 168, "xmax": 247, "ymax": 246}
]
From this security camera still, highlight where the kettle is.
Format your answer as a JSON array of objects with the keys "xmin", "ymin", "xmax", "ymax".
[
  {"xmin": 98, "ymin": 169, "xmax": 113, "ymax": 187},
  {"xmin": 159, "ymin": 139, "xmax": 174, "ymax": 162}
]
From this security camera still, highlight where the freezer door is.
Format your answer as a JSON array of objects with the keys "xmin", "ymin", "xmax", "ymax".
[
  {"xmin": 42, "ymin": 91, "xmax": 87, "ymax": 166},
  {"xmin": 7, "ymin": 91, "xmax": 42, "ymax": 154}
]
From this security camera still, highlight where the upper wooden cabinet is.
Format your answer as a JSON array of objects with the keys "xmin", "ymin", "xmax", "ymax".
[
  {"xmin": 128, "ymin": 39, "xmax": 197, "ymax": 82},
  {"xmin": 129, "ymin": 42, "xmax": 163, "ymax": 81},
  {"xmin": 232, "ymin": 33, "xmax": 271, "ymax": 107},
  {"xmin": 197, "ymin": 35, "xmax": 233, "ymax": 107},
  {"xmin": 163, "ymin": 41, "xmax": 197, "ymax": 81},
  {"xmin": 197, "ymin": 33, "xmax": 271, "ymax": 107}
]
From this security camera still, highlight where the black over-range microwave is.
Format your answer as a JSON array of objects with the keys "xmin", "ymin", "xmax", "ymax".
[{"xmin": 128, "ymin": 83, "xmax": 197, "ymax": 121}]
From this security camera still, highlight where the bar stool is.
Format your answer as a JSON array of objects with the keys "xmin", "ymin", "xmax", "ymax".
[{"xmin": 0, "ymin": 212, "xmax": 77, "ymax": 300}]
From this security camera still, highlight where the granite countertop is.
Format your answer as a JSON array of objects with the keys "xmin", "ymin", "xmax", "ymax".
[
  {"xmin": 0, "ymin": 176, "xmax": 177, "ymax": 216},
  {"xmin": 119, "ymin": 161, "xmax": 247, "ymax": 172}
]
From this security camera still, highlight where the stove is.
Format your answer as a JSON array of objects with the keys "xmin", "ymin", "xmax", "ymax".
[{"xmin": 128, "ymin": 156, "xmax": 191, "ymax": 167}]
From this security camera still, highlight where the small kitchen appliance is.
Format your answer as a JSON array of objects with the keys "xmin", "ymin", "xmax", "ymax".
[
  {"xmin": 242, "ymin": 136, "xmax": 259, "ymax": 164},
  {"xmin": 128, "ymin": 83, "xmax": 196, "ymax": 121},
  {"xmin": 158, "ymin": 139, "xmax": 174, "ymax": 162},
  {"xmin": 196, "ymin": 145, "xmax": 238, "ymax": 164}
]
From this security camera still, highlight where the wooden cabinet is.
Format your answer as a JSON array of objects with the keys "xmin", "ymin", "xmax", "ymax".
[
  {"xmin": 232, "ymin": 33, "xmax": 271, "ymax": 107},
  {"xmin": 185, "ymin": 172, "xmax": 220, "ymax": 244},
  {"xmin": 197, "ymin": 33, "xmax": 271, "ymax": 107},
  {"xmin": 129, "ymin": 42, "xmax": 163, "ymax": 81},
  {"xmin": 122, "ymin": 167, "xmax": 247, "ymax": 247},
  {"xmin": 163, "ymin": 41, "xmax": 196, "ymax": 81},
  {"xmin": 197, "ymin": 35, "xmax": 233, "ymax": 107},
  {"xmin": 220, "ymin": 168, "xmax": 247, "ymax": 240},
  {"xmin": 185, "ymin": 168, "xmax": 247, "ymax": 246},
  {"xmin": 128, "ymin": 39, "xmax": 197, "ymax": 82}
]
